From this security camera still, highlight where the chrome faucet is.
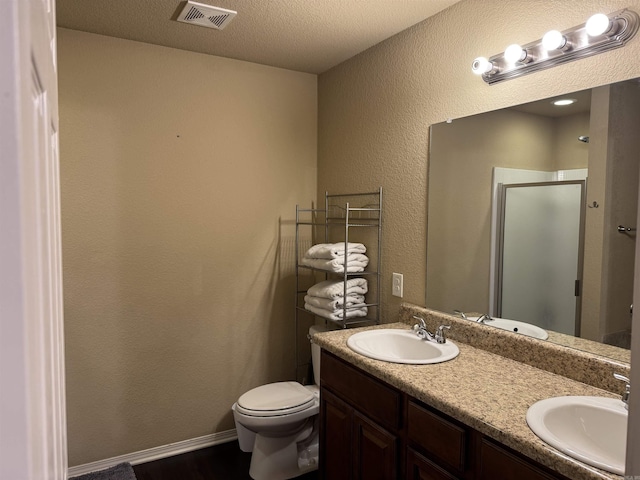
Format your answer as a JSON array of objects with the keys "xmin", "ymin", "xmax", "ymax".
[
  {"xmin": 412, "ymin": 316, "xmax": 450, "ymax": 344},
  {"xmin": 475, "ymin": 313, "xmax": 494, "ymax": 324},
  {"xmin": 614, "ymin": 373, "xmax": 630, "ymax": 408},
  {"xmin": 454, "ymin": 310, "xmax": 493, "ymax": 324}
]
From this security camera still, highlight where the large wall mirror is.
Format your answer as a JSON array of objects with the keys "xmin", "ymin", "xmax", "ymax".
[{"xmin": 427, "ymin": 78, "xmax": 640, "ymax": 363}]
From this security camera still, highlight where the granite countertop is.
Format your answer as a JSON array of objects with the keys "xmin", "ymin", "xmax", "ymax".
[
  {"xmin": 313, "ymin": 322, "xmax": 623, "ymax": 480},
  {"xmin": 546, "ymin": 330, "xmax": 631, "ymax": 364}
]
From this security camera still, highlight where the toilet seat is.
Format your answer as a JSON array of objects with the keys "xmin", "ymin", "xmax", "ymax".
[{"xmin": 236, "ymin": 381, "xmax": 316, "ymax": 417}]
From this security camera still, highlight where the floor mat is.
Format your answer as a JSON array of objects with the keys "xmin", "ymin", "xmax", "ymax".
[{"xmin": 69, "ymin": 462, "xmax": 136, "ymax": 480}]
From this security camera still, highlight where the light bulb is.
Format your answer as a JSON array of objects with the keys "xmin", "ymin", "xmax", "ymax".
[
  {"xmin": 471, "ymin": 57, "xmax": 493, "ymax": 75},
  {"xmin": 504, "ymin": 44, "xmax": 526, "ymax": 63},
  {"xmin": 586, "ymin": 13, "xmax": 611, "ymax": 36},
  {"xmin": 542, "ymin": 30, "xmax": 567, "ymax": 50}
]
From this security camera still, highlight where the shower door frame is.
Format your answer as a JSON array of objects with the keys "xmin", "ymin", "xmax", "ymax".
[{"xmin": 493, "ymin": 180, "xmax": 587, "ymax": 335}]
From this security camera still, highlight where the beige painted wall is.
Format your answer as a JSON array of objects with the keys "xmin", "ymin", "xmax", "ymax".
[
  {"xmin": 318, "ymin": 0, "xmax": 640, "ymax": 325},
  {"xmin": 58, "ymin": 28, "xmax": 317, "ymax": 466},
  {"xmin": 553, "ymin": 112, "xmax": 591, "ymax": 170}
]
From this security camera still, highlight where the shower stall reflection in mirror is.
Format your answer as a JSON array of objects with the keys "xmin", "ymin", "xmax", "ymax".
[{"xmin": 490, "ymin": 167, "xmax": 587, "ymax": 336}]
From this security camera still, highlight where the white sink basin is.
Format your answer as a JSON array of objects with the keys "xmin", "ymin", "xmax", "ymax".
[
  {"xmin": 467, "ymin": 316, "xmax": 548, "ymax": 340},
  {"xmin": 526, "ymin": 396, "xmax": 627, "ymax": 475},
  {"xmin": 347, "ymin": 329, "xmax": 459, "ymax": 364}
]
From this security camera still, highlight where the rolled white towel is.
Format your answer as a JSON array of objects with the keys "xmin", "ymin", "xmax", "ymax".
[
  {"xmin": 304, "ymin": 242, "xmax": 366, "ymax": 259},
  {"xmin": 304, "ymin": 294, "xmax": 366, "ymax": 311},
  {"xmin": 300, "ymin": 253, "xmax": 369, "ymax": 273},
  {"xmin": 307, "ymin": 278, "xmax": 368, "ymax": 298},
  {"xmin": 304, "ymin": 303, "xmax": 368, "ymax": 321}
]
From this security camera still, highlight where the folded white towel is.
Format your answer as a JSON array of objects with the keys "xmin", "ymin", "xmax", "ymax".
[
  {"xmin": 304, "ymin": 242, "xmax": 366, "ymax": 259},
  {"xmin": 304, "ymin": 303, "xmax": 368, "ymax": 321},
  {"xmin": 307, "ymin": 278, "xmax": 368, "ymax": 298},
  {"xmin": 304, "ymin": 294, "xmax": 366, "ymax": 311},
  {"xmin": 300, "ymin": 253, "xmax": 369, "ymax": 273}
]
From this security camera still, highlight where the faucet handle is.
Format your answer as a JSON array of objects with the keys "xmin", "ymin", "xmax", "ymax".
[
  {"xmin": 412, "ymin": 316, "xmax": 434, "ymax": 341},
  {"xmin": 614, "ymin": 373, "xmax": 630, "ymax": 406},
  {"xmin": 435, "ymin": 325, "xmax": 451, "ymax": 344},
  {"xmin": 614, "ymin": 373, "xmax": 630, "ymax": 384},
  {"xmin": 412, "ymin": 315, "xmax": 427, "ymax": 329}
]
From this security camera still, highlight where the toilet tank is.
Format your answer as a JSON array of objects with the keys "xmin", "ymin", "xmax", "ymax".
[{"xmin": 309, "ymin": 325, "xmax": 328, "ymax": 386}]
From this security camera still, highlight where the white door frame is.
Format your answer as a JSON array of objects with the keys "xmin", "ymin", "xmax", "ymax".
[{"xmin": 0, "ymin": 1, "xmax": 67, "ymax": 479}]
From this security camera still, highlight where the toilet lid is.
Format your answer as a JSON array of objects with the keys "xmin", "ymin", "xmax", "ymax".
[{"xmin": 237, "ymin": 381, "xmax": 315, "ymax": 416}]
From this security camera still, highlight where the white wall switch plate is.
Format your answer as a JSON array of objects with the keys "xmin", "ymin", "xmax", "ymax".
[{"xmin": 392, "ymin": 273, "xmax": 403, "ymax": 297}]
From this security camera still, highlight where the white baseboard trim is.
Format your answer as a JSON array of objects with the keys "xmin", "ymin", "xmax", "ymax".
[{"xmin": 67, "ymin": 429, "xmax": 238, "ymax": 478}]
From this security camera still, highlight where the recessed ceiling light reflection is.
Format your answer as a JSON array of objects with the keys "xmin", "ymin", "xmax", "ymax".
[{"xmin": 552, "ymin": 98, "xmax": 577, "ymax": 106}]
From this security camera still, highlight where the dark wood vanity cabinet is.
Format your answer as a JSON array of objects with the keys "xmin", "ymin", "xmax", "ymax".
[
  {"xmin": 320, "ymin": 350, "xmax": 571, "ymax": 480},
  {"xmin": 320, "ymin": 350, "xmax": 401, "ymax": 479}
]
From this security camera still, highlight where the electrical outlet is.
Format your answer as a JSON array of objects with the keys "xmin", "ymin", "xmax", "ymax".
[{"xmin": 392, "ymin": 273, "xmax": 403, "ymax": 297}]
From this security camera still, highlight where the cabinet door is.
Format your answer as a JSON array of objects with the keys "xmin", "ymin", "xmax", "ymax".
[
  {"xmin": 320, "ymin": 388, "xmax": 352, "ymax": 480},
  {"xmin": 407, "ymin": 448, "xmax": 461, "ymax": 480},
  {"xmin": 353, "ymin": 412, "xmax": 399, "ymax": 480}
]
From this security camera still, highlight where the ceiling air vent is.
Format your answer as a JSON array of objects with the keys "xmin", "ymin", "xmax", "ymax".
[{"xmin": 176, "ymin": 1, "xmax": 237, "ymax": 30}]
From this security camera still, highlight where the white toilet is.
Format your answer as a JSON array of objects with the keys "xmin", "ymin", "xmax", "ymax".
[{"xmin": 232, "ymin": 325, "xmax": 325, "ymax": 480}]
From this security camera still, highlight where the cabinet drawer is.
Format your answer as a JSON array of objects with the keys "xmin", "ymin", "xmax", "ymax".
[
  {"xmin": 406, "ymin": 448, "xmax": 461, "ymax": 480},
  {"xmin": 478, "ymin": 438, "xmax": 565, "ymax": 480},
  {"xmin": 407, "ymin": 401, "xmax": 468, "ymax": 473},
  {"xmin": 321, "ymin": 350, "xmax": 402, "ymax": 431}
]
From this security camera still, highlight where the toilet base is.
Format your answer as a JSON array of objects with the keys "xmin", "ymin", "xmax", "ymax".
[{"xmin": 248, "ymin": 419, "xmax": 318, "ymax": 480}]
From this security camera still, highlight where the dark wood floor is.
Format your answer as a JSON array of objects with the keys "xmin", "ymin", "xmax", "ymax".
[{"xmin": 133, "ymin": 441, "xmax": 319, "ymax": 480}]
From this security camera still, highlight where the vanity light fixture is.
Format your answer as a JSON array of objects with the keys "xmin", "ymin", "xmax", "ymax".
[{"xmin": 472, "ymin": 8, "xmax": 639, "ymax": 84}]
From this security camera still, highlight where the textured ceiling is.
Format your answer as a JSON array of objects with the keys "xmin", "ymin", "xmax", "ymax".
[{"xmin": 56, "ymin": 0, "xmax": 461, "ymax": 74}]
